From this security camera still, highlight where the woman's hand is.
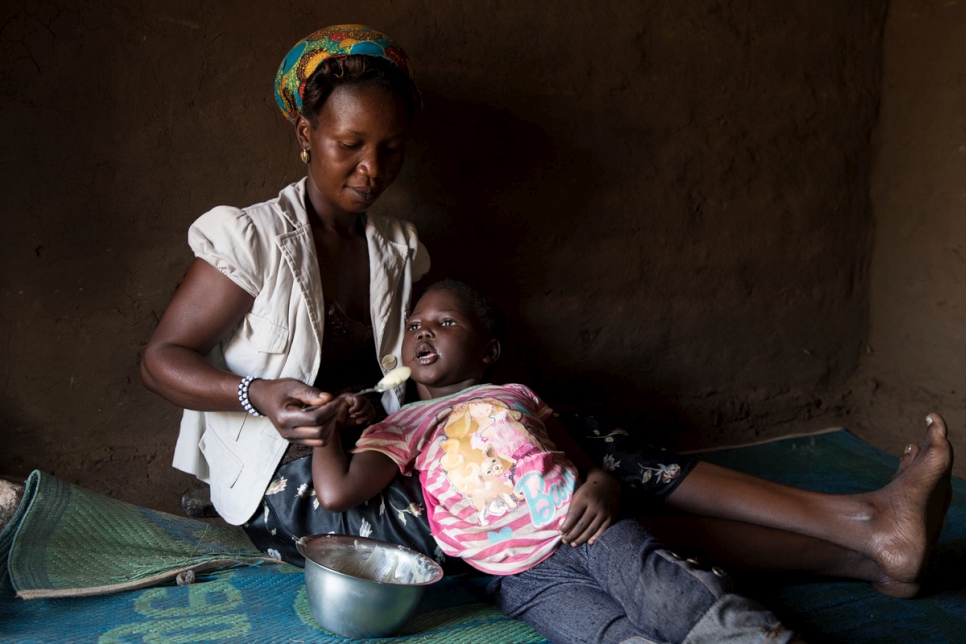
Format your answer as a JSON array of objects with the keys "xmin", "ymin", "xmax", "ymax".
[
  {"xmin": 559, "ymin": 468, "xmax": 621, "ymax": 547},
  {"xmin": 247, "ymin": 378, "xmax": 344, "ymax": 447}
]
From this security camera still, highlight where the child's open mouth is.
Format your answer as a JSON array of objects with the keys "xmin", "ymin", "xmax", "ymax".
[{"xmin": 414, "ymin": 342, "xmax": 438, "ymax": 365}]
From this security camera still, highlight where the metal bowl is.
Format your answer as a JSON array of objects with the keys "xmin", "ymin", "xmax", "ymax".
[{"xmin": 296, "ymin": 534, "xmax": 444, "ymax": 638}]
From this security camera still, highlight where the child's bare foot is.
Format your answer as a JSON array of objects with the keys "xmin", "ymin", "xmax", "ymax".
[{"xmin": 867, "ymin": 413, "xmax": 953, "ymax": 590}]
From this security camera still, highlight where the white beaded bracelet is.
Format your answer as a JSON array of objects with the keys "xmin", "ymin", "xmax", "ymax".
[{"xmin": 238, "ymin": 375, "xmax": 263, "ymax": 417}]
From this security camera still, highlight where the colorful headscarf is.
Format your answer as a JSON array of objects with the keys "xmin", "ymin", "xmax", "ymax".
[{"xmin": 274, "ymin": 24, "xmax": 417, "ymax": 123}]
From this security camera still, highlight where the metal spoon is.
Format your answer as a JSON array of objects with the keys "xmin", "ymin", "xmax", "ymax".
[
  {"xmin": 348, "ymin": 366, "xmax": 412, "ymax": 396},
  {"xmin": 301, "ymin": 367, "xmax": 411, "ymax": 412}
]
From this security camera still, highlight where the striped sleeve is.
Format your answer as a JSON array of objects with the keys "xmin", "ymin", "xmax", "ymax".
[
  {"xmin": 506, "ymin": 383, "xmax": 554, "ymax": 421},
  {"xmin": 353, "ymin": 421, "xmax": 419, "ymax": 475}
]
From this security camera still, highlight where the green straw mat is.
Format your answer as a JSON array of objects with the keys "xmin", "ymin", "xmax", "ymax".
[{"xmin": 0, "ymin": 470, "xmax": 274, "ymax": 599}]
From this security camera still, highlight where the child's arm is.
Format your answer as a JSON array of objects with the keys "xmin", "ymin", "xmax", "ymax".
[
  {"xmin": 311, "ymin": 416, "xmax": 400, "ymax": 513},
  {"xmin": 543, "ymin": 413, "xmax": 597, "ymax": 477}
]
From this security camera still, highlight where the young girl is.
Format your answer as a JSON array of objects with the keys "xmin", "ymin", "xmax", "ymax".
[{"xmin": 311, "ymin": 280, "xmax": 802, "ymax": 643}]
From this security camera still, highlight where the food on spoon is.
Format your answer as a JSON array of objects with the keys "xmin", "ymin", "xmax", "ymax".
[
  {"xmin": 304, "ymin": 367, "xmax": 413, "ymax": 412},
  {"xmin": 376, "ymin": 366, "xmax": 411, "ymax": 391}
]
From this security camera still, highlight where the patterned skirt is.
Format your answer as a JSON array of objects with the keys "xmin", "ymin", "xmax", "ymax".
[
  {"xmin": 554, "ymin": 413, "xmax": 700, "ymax": 508},
  {"xmin": 242, "ymin": 414, "xmax": 699, "ymax": 569}
]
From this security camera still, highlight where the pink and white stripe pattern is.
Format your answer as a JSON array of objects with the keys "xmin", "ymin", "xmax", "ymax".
[{"xmin": 353, "ymin": 384, "xmax": 577, "ymax": 575}]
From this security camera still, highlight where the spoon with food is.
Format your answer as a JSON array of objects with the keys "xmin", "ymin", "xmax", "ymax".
[
  {"xmin": 350, "ymin": 366, "xmax": 412, "ymax": 396},
  {"xmin": 301, "ymin": 367, "xmax": 412, "ymax": 412}
]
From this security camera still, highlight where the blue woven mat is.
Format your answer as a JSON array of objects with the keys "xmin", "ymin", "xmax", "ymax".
[
  {"xmin": 1, "ymin": 430, "xmax": 964, "ymax": 643},
  {"xmin": 698, "ymin": 430, "xmax": 966, "ymax": 643},
  {"xmin": 0, "ymin": 565, "xmax": 545, "ymax": 644}
]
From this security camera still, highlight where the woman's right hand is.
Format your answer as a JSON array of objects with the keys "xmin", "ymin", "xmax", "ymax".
[{"xmin": 247, "ymin": 378, "xmax": 345, "ymax": 447}]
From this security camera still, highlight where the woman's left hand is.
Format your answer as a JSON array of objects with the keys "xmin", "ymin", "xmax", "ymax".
[{"xmin": 559, "ymin": 468, "xmax": 621, "ymax": 547}]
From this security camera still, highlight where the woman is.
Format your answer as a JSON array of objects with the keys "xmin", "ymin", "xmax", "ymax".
[
  {"xmin": 141, "ymin": 25, "xmax": 953, "ymax": 595},
  {"xmin": 141, "ymin": 25, "xmax": 439, "ymax": 564}
]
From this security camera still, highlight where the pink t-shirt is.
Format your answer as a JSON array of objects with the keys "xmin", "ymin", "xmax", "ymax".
[{"xmin": 353, "ymin": 384, "xmax": 577, "ymax": 575}]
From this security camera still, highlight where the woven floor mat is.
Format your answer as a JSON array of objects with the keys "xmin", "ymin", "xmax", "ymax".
[
  {"xmin": 0, "ymin": 564, "xmax": 547, "ymax": 643},
  {"xmin": 2, "ymin": 431, "xmax": 965, "ymax": 642},
  {"xmin": 0, "ymin": 470, "xmax": 273, "ymax": 599}
]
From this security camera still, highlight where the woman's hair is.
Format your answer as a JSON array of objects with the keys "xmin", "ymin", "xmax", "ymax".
[
  {"xmin": 424, "ymin": 280, "xmax": 507, "ymax": 343},
  {"xmin": 300, "ymin": 55, "xmax": 417, "ymax": 123}
]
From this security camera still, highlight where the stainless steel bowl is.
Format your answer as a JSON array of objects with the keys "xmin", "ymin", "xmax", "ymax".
[{"xmin": 297, "ymin": 534, "xmax": 444, "ymax": 638}]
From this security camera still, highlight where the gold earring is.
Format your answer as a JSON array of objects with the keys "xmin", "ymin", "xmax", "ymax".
[{"xmin": 300, "ymin": 148, "xmax": 310, "ymax": 164}]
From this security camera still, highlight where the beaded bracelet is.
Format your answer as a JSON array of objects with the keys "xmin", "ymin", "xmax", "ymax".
[{"xmin": 238, "ymin": 375, "xmax": 263, "ymax": 417}]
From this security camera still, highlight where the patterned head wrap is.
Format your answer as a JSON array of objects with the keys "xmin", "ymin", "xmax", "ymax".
[{"xmin": 274, "ymin": 24, "xmax": 418, "ymax": 123}]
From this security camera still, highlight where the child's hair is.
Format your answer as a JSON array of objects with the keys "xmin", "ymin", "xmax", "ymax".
[{"xmin": 423, "ymin": 280, "xmax": 506, "ymax": 343}]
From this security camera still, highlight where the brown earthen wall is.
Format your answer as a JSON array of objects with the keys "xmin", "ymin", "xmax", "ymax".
[
  {"xmin": 0, "ymin": 1, "xmax": 888, "ymax": 513},
  {"xmin": 849, "ymin": 0, "xmax": 966, "ymax": 477}
]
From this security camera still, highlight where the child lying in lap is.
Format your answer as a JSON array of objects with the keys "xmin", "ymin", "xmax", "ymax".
[{"xmin": 312, "ymin": 280, "xmax": 801, "ymax": 644}]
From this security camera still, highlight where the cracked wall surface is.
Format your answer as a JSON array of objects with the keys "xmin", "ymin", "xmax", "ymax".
[{"xmin": 1, "ymin": 0, "xmax": 888, "ymax": 513}]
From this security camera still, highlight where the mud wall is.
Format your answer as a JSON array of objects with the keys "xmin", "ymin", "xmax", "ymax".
[
  {"xmin": 0, "ymin": 1, "xmax": 887, "ymax": 513},
  {"xmin": 849, "ymin": 0, "xmax": 966, "ymax": 477}
]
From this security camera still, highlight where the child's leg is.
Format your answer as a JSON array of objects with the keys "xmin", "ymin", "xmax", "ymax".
[
  {"xmin": 662, "ymin": 414, "xmax": 953, "ymax": 589},
  {"xmin": 489, "ymin": 554, "xmax": 651, "ymax": 644},
  {"xmin": 491, "ymin": 520, "xmax": 797, "ymax": 644},
  {"xmin": 586, "ymin": 520, "xmax": 796, "ymax": 643}
]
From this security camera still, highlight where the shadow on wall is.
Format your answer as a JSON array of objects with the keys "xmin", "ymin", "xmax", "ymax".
[
  {"xmin": 382, "ymin": 92, "xmax": 700, "ymax": 439},
  {"xmin": 0, "ymin": 0, "xmax": 891, "ymax": 514}
]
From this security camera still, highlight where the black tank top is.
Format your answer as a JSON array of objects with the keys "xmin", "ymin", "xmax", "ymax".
[{"xmin": 280, "ymin": 301, "xmax": 385, "ymax": 464}]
